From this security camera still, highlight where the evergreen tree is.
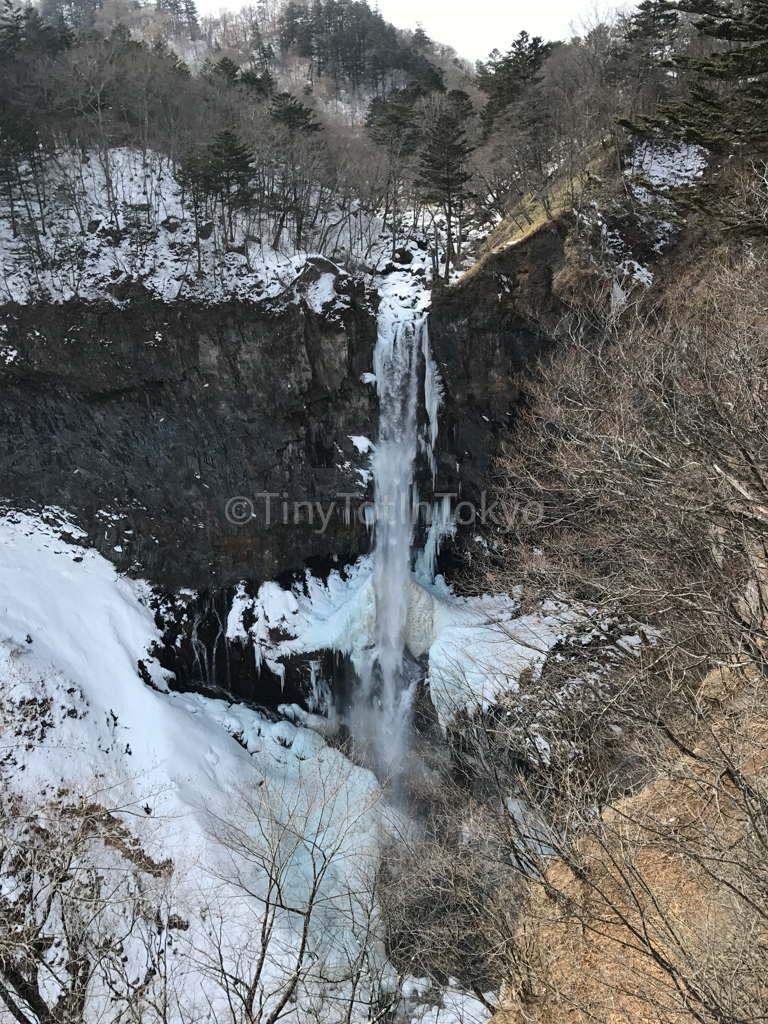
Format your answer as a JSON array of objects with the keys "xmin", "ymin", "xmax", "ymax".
[
  {"xmin": 212, "ymin": 56, "xmax": 241, "ymax": 85},
  {"xmin": 366, "ymin": 85, "xmax": 423, "ymax": 151},
  {"xmin": 622, "ymin": 0, "xmax": 768, "ymax": 150},
  {"xmin": 367, "ymin": 84, "xmax": 424, "ymax": 252},
  {"xmin": 205, "ymin": 129, "xmax": 255, "ymax": 242},
  {"xmin": 0, "ymin": 1, "xmax": 73, "ymax": 58},
  {"xmin": 627, "ymin": 0, "xmax": 679, "ymax": 48},
  {"xmin": 151, "ymin": 36, "xmax": 190, "ymax": 76},
  {"xmin": 249, "ymin": 26, "xmax": 276, "ymax": 74},
  {"xmin": 615, "ymin": 0, "xmax": 682, "ymax": 111},
  {"xmin": 0, "ymin": 0, "xmax": 71, "ymax": 243},
  {"xmin": 412, "ymin": 23, "xmax": 430, "ymax": 48},
  {"xmin": 277, "ymin": 0, "xmax": 443, "ymax": 93},
  {"xmin": 240, "ymin": 65, "xmax": 274, "ymax": 97},
  {"xmin": 270, "ymin": 93, "xmax": 322, "ymax": 133},
  {"xmin": 417, "ymin": 93, "xmax": 476, "ymax": 280},
  {"xmin": 156, "ymin": 0, "xmax": 186, "ymax": 29},
  {"xmin": 176, "ymin": 151, "xmax": 210, "ymax": 272},
  {"xmin": 181, "ymin": 0, "xmax": 198, "ymax": 31},
  {"xmin": 477, "ymin": 31, "xmax": 553, "ymax": 136},
  {"xmin": 400, "ymin": 50, "xmax": 445, "ymax": 92}
]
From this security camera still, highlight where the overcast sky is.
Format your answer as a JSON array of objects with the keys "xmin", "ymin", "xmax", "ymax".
[{"xmin": 373, "ymin": 0, "xmax": 625, "ymax": 63}]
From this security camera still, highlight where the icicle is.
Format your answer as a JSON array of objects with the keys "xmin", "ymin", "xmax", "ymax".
[{"xmin": 421, "ymin": 320, "xmax": 443, "ymax": 480}]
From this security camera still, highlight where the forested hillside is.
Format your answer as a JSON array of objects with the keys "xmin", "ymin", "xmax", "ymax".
[
  {"xmin": 432, "ymin": 4, "xmax": 768, "ymax": 1022},
  {"xmin": 2, "ymin": 0, "xmax": 765, "ymax": 301}
]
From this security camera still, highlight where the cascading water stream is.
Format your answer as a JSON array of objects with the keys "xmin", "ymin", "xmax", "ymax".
[
  {"xmin": 372, "ymin": 317, "xmax": 422, "ymax": 716},
  {"xmin": 349, "ymin": 311, "xmax": 429, "ymax": 770}
]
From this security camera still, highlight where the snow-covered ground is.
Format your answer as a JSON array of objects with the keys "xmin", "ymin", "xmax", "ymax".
[
  {"xmin": 0, "ymin": 147, "xmax": 440, "ymax": 308},
  {"xmin": 628, "ymin": 141, "xmax": 708, "ymax": 190},
  {"xmin": 0, "ymin": 508, "xmax": 442, "ymax": 1023},
  {"xmin": 0, "ymin": 499, "xmax": 504, "ymax": 1023}
]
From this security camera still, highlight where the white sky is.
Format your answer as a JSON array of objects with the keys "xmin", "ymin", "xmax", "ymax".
[{"xmin": 376, "ymin": 0, "xmax": 628, "ymax": 63}]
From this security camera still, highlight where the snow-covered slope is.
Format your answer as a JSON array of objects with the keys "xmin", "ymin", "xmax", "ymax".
[
  {"xmin": 0, "ymin": 148, "xmax": 421, "ymax": 307},
  {"xmin": 0, "ymin": 508, "xmax": 401, "ymax": 1023},
  {"xmin": 0, "ymin": 506, "xmax": 496, "ymax": 1024}
]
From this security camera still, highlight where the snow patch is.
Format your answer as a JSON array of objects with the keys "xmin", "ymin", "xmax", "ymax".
[
  {"xmin": 349, "ymin": 434, "xmax": 374, "ymax": 453},
  {"xmin": 305, "ymin": 271, "xmax": 338, "ymax": 312},
  {"xmin": 0, "ymin": 508, "xmax": 401, "ymax": 1023},
  {"xmin": 629, "ymin": 141, "xmax": 708, "ymax": 189}
]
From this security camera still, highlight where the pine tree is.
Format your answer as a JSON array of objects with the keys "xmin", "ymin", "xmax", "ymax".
[
  {"xmin": 38, "ymin": 0, "xmax": 100, "ymax": 30},
  {"xmin": 412, "ymin": 24, "xmax": 430, "ymax": 48},
  {"xmin": 1, "ymin": 1, "xmax": 72, "ymax": 57},
  {"xmin": 270, "ymin": 93, "xmax": 322, "ymax": 134},
  {"xmin": 156, "ymin": 0, "xmax": 184, "ymax": 27},
  {"xmin": 276, "ymin": 0, "xmax": 442, "ymax": 94},
  {"xmin": 176, "ymin": 151, "xmax": 211, "ymax": 272},
  {"xmin": 627, "ymin": 0, "xmax": 679, "ymax": 47},
  {"xmin": 240, "ymin": 66, "xmax": 274, "ymax": 97},
  {"xmin": 0, "ymin": 2, "xmax": 70, "ymax": 246},
  {"xmin": 615, "ymin": 0, "xmax": 681, "ymax": 109},
  {"xmin": 367, "ymin": 85, "xmax": 424, "ymax": 252},
  {"xmin": 366, "ymin": 85, "xmax": 422, "ymax": 152},
  {"xmin": 212, "ymin": 56, "xmax": 241, "ymax": 85},
  {"xmin": 205, "ymin": 129, "xmax": 255, "ymax": 243},
  {"xmin": 181, "ymin": 0, "xmax": 197, "ymax": 30},
  {"xmin": 477, "ymin": 31, "xmax": 553, "ymax": 136},
  {"xmin": 622, "ymin": 0, "xmax": 768, "ymax": 150},
  {"xmin": 151, "ymin": 37, "xmax": 190, "ymax": 76},
  {"xmin": 417, "ymin": 93, "xmax": 476, "ymax": 280}
]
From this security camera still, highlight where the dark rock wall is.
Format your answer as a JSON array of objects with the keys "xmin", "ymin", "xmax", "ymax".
[
  {"xmin": 0, "ymin": 286, "xmax": 378, "ymax": 590},
  {"xmin": 428, "ymin": 222, "xmax": 567, "ymax": 507},
  {"xmin": 0, "ymin": 224, "xmax": 569, "ymax": 706}
]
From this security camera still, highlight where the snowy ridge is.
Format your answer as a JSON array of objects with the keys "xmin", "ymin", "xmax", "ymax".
[{"xmin": 0, "ymin": 147, "xmax": 421, "ymax": 307}]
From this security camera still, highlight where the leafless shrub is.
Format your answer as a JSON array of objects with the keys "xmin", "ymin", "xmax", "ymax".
[
  {"xmin": 0, "ymin": 786, "xmax": 184, "ymax": 1024},
  {"xmin": 448, "ymin": 247, "xmax": 768, "ymax": 1022},
  {"xmin": 193, "ymin": 756, "xmax": 398, "ymax": 1024}
]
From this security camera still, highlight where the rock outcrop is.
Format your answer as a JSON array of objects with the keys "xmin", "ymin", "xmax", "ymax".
[
  {"xmin": 428, "ymin": 222, "xmax": 566, "ymax": 509},
  {"xmin": 0, "ymin": 282, "xmax": 377, "ymax": 590}
]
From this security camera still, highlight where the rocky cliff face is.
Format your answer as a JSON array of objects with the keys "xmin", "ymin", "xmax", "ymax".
[
  {"xmin": 0, "ymin": 274, "xmax": 378, "ymax": 592},
  {"xmin": 428, "ymin": 221, "xmax": 566, "ymax": 510},
  {"xmin": 0, "ymin": 227, "xmax": 570, "ymax": 703}
]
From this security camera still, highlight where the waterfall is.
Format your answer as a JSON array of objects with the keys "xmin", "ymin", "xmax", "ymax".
[
  {"xmin": 372, "ymin": 316, "xmax": 422, "ymax": 716},
  {"xmin": 350, "ymin": 312, "xmax": 428, "ymax": 770}
]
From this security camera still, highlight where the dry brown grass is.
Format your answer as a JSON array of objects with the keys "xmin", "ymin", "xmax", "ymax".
[
  {"xmin": 481, "ymin": 248, "xmax": 768, "ymax": 1024},
  {"xmin": 457, "ymin": 147, "xmax": 621, "ymax": 289},
  {"xmin": 493, "ymin": 667, "xmax": 768, "ymax": 1024}
]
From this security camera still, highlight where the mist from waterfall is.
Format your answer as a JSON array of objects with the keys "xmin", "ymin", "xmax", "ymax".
[{"xmin": 348, "ymin": 313, "xmax": 427, "ymax": 772}]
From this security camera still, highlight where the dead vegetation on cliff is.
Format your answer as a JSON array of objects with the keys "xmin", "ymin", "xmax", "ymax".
[{"xmin": 479, "ymin": 245, "xmax": 768, "ymax": 1023}]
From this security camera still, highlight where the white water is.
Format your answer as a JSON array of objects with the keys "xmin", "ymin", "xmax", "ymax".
[{"xmin": 349, "ymin": 313, "xmax": 428, "ymax": 769}]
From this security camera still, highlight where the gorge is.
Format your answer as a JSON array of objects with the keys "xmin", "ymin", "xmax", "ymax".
[{"xmin": 3, "ymin": 0, "xmax": 764, "ymax": 1018}]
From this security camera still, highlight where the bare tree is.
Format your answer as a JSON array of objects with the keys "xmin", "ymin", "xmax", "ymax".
[
  {"xmin": 0, "ymin": 787, "xmax": 185, "ymax": 1024},
  {"xmin": 448, "ymin": 248, "xmax": 768, "ymax": 1023},
  {"xmin": 194, "ymin": 753, "xmax": 398, "ymax": 1024}
]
